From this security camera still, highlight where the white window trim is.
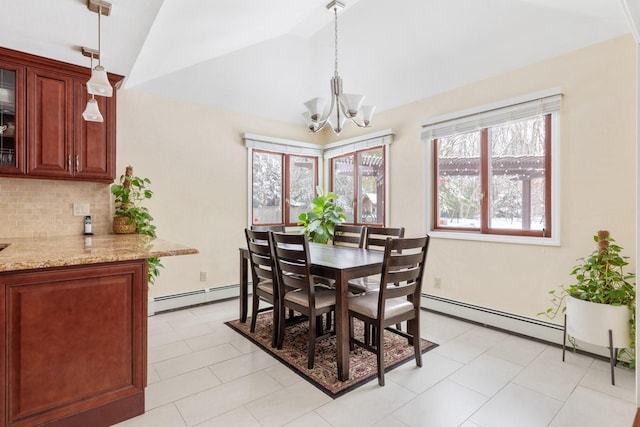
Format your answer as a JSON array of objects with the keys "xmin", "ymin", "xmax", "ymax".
[
  {"xmin": 422, "ymin": 90, "xmax": 562, "ymax": 247},
  {"xmin": 245, "ymin": 130, "xmax": 394, "ymax": 227},
  {"xmin": 323, "ymin": 129, "xmax": 394, "ymax": 226},
  {"xmin": 244, "ymin": 134, "xmax": 324, "ymax": 228}
]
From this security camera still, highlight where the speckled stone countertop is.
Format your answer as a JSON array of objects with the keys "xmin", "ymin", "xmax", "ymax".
[{"xmin": 0, "ymin": 234, "xmax": 199, "ymax": 272}]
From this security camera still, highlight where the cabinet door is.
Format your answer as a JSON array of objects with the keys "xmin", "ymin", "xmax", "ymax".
[
  {"xmin": 26, "ymin": 67, "xmax": 74, "ymax": 177},
  {"xmin": 74, "ymin": 80, "xmax": 115, "ymax": 181},
  {"xmin": 1, "ymin": 261, "xmax": 147, "ymax": 427},
  {"xmin": 0, "ymin": 60, "xmax": 25, "ymax": 175}
]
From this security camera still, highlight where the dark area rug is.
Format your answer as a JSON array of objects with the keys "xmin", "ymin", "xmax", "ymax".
[{"xmin": 225, "ymin": 311, "xmax": 438, "ymax": 398}]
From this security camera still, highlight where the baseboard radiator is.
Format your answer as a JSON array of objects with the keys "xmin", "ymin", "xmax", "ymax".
[
  {"xmin": 149, "ymin": 284, "xmax": 240, "ymax": 315},
  {"xmin": 421, "ymin": 294, "xmax": 615, "ymax": 360},
  {"xmin": 148, "ymin": 286, "xmax": 615, "ymax": 360}
]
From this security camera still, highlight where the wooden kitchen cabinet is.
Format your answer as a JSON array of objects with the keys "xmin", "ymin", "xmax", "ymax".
[
  {"xmin": 0, "ymin": 60, "xmax": 25, "ymax": 176},
  {"xmin": 0, "ymin": 260, "xmax": 147, "ymax": 427},
  {"xmin": 0, "ymin": 47, "xmax": 121, "ymax": 182}
]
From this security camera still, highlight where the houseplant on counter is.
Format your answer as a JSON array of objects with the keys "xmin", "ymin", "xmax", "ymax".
[
  {"xmin": 297, "ymin": 186, "xmax": 346, "ymax": 243},
  {"xmin": 540, "ymin": 230, "xmax": 635, "ymax": 378},
  {"xmin": 111, "ymin": 165, "xmax": 163, "ymax": 284}
]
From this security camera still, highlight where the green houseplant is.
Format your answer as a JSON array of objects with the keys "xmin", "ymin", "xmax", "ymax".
[
  {"xmin": 111, "ymin": 165, "xmax": 163, "ymax": 285},
  {"xmin": 297, "ymin": 186, "xmax": 346, "ymax": 243},
  {"xmin": 541, "ymin": 230, "xmax": 636, "ymax": 366}
]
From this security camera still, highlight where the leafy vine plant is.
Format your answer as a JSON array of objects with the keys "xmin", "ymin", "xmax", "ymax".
[
  {"xmin": 111, "ymin": 165, "xmax": 163, "ymax": 285},
  {"xmin": 539, "ymin": 231, "xmax": 636, "ymax": 366}
]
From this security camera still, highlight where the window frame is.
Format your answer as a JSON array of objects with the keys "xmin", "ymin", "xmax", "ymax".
[
  {"xmin": 422, "ymin": 89, "xmax": 562, "ymax": 246},
  {"xmin": 245, "ymin": 134, "xmax": 323, "ymax": 228},
  {"xmin": 250, "ymin": 149, "xmax": 319, "ymax": 227},
  {"xmin": 329, "ymin": 146, "xmax": 387, "ymax": 226}
]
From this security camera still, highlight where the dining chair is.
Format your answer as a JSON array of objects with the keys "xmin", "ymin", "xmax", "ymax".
[
  {"xmin": 250, "ymin": 224, "xmax": 286, "ymax": 232},
  {"xmin": 244, "ymin": 228, "xmax": 279, "ymax": 348},
  {"xmin": 348, "ymin": 235, "xmax": 430, "ymax": 386},
  {"xmin": 347, "ymin": 226, "xmax": 405, "ymax": 294},
  {"xmin": 270, "ymin": 232, "xmax": 336, "ymax": 369},
  {"xmin": 332, "ymin": 224, "xmax": 365, "ymax": 248}
]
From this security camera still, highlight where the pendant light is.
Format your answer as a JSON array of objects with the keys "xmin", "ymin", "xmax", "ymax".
[
  {"xmin": 302, "ymin": 1, "xmax": 375, "ymax": 135},
  {"xmin": 86, "ymin": 0, "xmax": 113, "ymax": 97},
  {"xmin": 81, "ymin": 47, "xmax": 103, "ymax": 122}
]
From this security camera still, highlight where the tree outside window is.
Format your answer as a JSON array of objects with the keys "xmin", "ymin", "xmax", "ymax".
[
  {"xmin": 434, "ymin": 114, "xmax": 551, "ymax": 237},
  {"xmin": 331, "ymin": 147, "xmax": 385, "ymax": 226},
  {"xmin": 252, "ymin": 150, "xmax": 317, "ymax": 226}
]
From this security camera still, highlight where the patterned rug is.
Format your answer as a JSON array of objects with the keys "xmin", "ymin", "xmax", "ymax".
[{"xmin": 225, "ymin": 311, "xmax": 438, "ymax": 398}]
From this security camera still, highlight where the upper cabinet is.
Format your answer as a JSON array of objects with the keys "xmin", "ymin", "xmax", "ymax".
[{"xmin": 0, "ymin": 47, "xmax": 122, "ymax": 183}]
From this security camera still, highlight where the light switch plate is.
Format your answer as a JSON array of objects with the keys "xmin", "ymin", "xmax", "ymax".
[{"xmin": 73, "ymin": 203, "xmax": 90, "ymax": 216}]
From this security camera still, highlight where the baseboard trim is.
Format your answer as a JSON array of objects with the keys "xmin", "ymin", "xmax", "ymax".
[
  {"xmin": 420, "ymin": 294, "xmax": 616, "ymax": 360},
  {"xmin": 149, "ymin": 284, "xmax": 241, "ymax": 315},
  {"xmin": 147, "ymin": 286, "xmax": 619, "ymax": 361}
]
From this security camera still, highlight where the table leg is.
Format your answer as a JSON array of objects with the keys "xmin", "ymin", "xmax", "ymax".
[
  {"xmin": 335, "ymin": 271, "xmax": 350, "ymax": 381},
  {"xmin": 239, "ymin": 249, "xmax": 248, "ymax": 323}
]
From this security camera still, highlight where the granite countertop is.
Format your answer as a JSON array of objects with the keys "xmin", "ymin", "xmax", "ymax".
[{"xmin": 0, "ymin": 234, "xmax": 199, "ymax": 272}]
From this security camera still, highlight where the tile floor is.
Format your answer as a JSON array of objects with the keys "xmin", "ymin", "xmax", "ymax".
[{"xmin": 115, "ymin": 298, "xmax": 637, "ymax": 427}]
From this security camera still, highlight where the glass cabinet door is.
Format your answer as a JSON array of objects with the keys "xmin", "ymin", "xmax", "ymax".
[{"xmin": 0, "ymin": 61, "xmax": 24, "ymax": 174}]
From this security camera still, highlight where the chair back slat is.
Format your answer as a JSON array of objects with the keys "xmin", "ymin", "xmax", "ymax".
[
  {"xmin": 377, "ymin": 236, "xmax": 430, "ymax": 317},
  {"xmin": 271, "ymin": 232, "xmax": 316, "ymax": 297},
  {"xmin": 365, "ymin": 226, "xmax": 405, "ymax": 251},
  {"xmin": 245, "ymin": 228, "xmax": 277, "ymax": 289},
  {"xmin": 251, "ymin": 224, "xmax": 286, "ymax": 232},
  {"xmin": 333, "ymin": 224, "xmax": 365, "ymax": 248}
]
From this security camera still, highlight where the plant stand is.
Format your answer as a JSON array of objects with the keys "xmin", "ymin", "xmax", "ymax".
[{"xmin": 562, "ymin": 314, "xmax": 620, "ymax": 385}]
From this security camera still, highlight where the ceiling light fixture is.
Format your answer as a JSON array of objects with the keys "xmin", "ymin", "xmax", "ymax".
[
  {"xmin": 81, "ymin": 47, "xmax": 104, "ymax": 122},
  {"xmin": 86, "ymin": 0, "xmax": 113, "ymax": 97},
  {"xmin": 302, "ymin": 1, "xmax": 375, "ymax": 135}
]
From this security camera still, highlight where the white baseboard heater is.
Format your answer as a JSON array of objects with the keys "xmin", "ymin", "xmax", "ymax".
[
  {"xmin": 421, "ymin": 294, "xmax": 615, "ymax": 360},
  {"xmin": 148, "ymin": 286, "xmax": 615, "ymax": 360}
]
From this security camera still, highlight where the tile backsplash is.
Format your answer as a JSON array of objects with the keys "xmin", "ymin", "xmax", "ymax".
[{"xmin": 0, "ymin": 178, "xmax": 112, "ymax": 238}]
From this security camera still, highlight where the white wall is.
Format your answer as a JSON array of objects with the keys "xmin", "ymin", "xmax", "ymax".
[{"xmin": 117, "ymin": 35, "xmax": 637, "ymax": 329}]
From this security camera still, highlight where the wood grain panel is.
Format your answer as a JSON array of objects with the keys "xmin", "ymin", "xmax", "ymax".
[{"xmin": 1, "ymin": 261, "xmax": 146, "ymax": 427}]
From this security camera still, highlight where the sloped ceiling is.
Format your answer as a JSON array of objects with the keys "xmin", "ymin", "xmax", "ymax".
[{"xmin": 0, "ymin": 0, "xmax": 631, "ymax": 125}]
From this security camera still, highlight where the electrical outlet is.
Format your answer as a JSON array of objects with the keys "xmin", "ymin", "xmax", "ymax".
[
  {"xmin": 199, "ymin": 271, "xmax": 207, "ymax": 282},
  {"xmin": 434, "ymin": 277, "xmax": 441, "ymax": 289},
  {"xmin": 73, "ymin": 203, "xmax": 90, "ymax": 216}
]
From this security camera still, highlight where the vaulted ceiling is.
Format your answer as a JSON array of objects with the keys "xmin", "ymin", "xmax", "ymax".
[{"xmin": 0, "ymin": 0, "xmax": 633, "ymax": 126}]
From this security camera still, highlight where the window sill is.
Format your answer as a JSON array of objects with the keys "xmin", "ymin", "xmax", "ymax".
[{"xmin": 429, "ymin": 230, "xmax": 560, "ymax": 247}]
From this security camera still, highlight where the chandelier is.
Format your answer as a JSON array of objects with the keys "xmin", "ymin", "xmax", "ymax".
[{"xmin": 302, "ymin": 1, "xmax": 375, "ymax": 135}]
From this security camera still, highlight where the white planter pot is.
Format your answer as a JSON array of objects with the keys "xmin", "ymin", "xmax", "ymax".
[{"xmin": 566, "ymin": 296, "xmax": 631, "ymax": 349}]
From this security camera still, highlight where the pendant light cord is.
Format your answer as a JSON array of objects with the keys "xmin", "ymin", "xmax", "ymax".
[
  {"xmin": 334, "ymin": 6, "xmax": 339, "ymax": 78},
  {"xmin": 97, "ymin": 4, "xmax": 102, "ymax": 67}
]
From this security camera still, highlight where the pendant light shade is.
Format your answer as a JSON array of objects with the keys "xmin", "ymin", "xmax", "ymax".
[
  {"xmin": 302, "ymin": 1, "xmax": 375, "ymax": 135},
  {"xmin": 87, "ymin": 65, "xmax": 112, "ymax": 97},
  {"xmin": 82, "ymin": 96, "xmax": 103, "ymax": 122},
  {"xmin": 86, "ymin": 0, "xmax": 113, "ymax": 97}
]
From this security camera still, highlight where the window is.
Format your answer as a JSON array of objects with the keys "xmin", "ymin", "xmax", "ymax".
[
  {"xmin": 245, "ymin": 135, "xmax": 322, "ymax": 227},
  {"xmin": 246, "ymin": 130, "xmax": 393, "ymax": 228},
  {"xmin": 325, "ymin": 130, "xmax": 392, "ymax": 226},
  {"xmin": 422, "ymin": 90, "xmax": 561, "ymax": 242},
  {"xmin": 331, "ymin": 147, "xmax": 385, "ymax": 225}
]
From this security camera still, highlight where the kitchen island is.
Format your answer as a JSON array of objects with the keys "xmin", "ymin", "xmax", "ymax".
[{"xmin": 0, "ymin": 235, "xmax": 198, "ymax": 427}]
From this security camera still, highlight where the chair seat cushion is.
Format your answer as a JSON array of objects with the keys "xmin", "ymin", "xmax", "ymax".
[
  {"xmin": 284, "ymin": 288, "xmax": 335, "ymax": 309},
  {"xmin": 347, "ymin": 274, "xmax": 381, "ymax": 293},
  {"xmin": 256, "ymin": 281, "xmax": 275, "ymax": 295},
  {"xmin": 348, "ymin": 292, "xmax": 413, "ymax": 319}
]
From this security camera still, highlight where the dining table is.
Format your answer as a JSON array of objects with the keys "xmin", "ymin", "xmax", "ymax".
[{"xmin": 238, "ymin": 242, "xmax": 384, "ymax": 381}]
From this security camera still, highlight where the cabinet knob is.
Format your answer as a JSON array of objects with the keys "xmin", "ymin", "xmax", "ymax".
[{"xmin": 75, "ymin": 155, "xmax": 79, "ymax": 171}]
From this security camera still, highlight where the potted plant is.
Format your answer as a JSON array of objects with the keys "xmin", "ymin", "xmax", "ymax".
[
  {"xmin": 541, "ymin": 230, "xmax": 636, "ymax": 369},
  {"xmin": 110, "ymin": 165, "xmax": 163, "ymax": 284},
  {"xmin": 297, "ymin": 186, "xmax": 346, "ymax": 243}
]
